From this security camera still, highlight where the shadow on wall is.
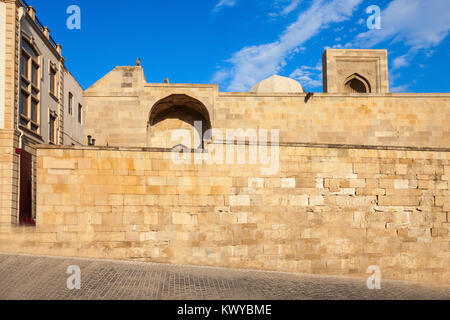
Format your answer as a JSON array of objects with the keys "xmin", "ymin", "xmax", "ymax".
[
  {"xmin": 147, "ymin": 94, "xmax": 212, "ymax": 149},
  {"xmin": 344, "ymin": 73, "xmax": 371, "ymax": 93}
]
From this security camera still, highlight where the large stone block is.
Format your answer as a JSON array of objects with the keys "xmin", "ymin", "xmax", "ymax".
[{"xmin": 43, "ymin": 158, "xmax": 76, "ymax": 170}]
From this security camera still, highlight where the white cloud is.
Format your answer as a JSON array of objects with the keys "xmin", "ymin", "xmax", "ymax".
[
  {"xmin": 392, "ymin": 54, "xmax": 409, "ymax": 69},
  {"xmin": 290, "ymin": 62, "xmax": 323, "ymax": 90},
  {"xmin": 389, "ymin": 72, "xmax": 417, "ymax": 93},
  {"xmin": 390, "ymin": 84, "xmax": 410, "ymax": 92},
  {"xmin": 351, "ymin": 0, "xmax": 450, "ymax": 50},
  {"xmin": 269, "ymin": 0, "xmax": 303, "ymax": 18},
  {"xmin": 343, "ymin": 0, "xmax": 450, "ymax": 92},
  {"xmin": 214, "ymin": 0, "xmax": 363, "ymax": 91},
  {"xmin": 212, "ymin": 70, "xmax": 230, "ymax": 83},
  {"xmin": 425, "ymin": 49, "xmax": 435, "ymax": 58},
  {"xmin": 281, "ymin": 0, "xmax": 302, "ymax": 15},
  {"xmin": 213, "ymin": 0, "xmax": 238, "ymax": 13}
]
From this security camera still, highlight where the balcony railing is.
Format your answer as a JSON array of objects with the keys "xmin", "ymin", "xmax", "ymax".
[{"xmin": 19, "ymin": 0, "xmax": 59, "ymax": 50}]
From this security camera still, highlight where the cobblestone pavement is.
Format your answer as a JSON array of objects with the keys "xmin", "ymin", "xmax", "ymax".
[{"xmin": 0, "ymin": 253, "xmax": 449, "ymax": 300}]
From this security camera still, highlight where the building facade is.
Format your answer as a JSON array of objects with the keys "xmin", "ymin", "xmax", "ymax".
[
  {"xmin": 0, "ymin": 1, "xmax": 449, "ymax": 286},
  {"xmin": 0, "ymin": 0, "xmax": 83, "ymax": 227},
  {"xmin": 83, "ymin": 49, "xmax": 448, "ymax": 150},
  {"xmin": 63, "ymin": 67, "xmax": 83, "ymax": 146}
]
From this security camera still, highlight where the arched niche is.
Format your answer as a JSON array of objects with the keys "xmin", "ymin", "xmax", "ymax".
[
  {"xmin": 147, "ymin": 94, "xmax": 212, "ymax": 149},
  {"xmin": 344, "ymin": 73, "xmax": 371, "ymax": 93}
]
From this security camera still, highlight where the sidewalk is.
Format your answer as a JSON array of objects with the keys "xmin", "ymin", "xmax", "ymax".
[{"xmin": 0, "ymin": 253, "xmax": 449, "ymax": 300}]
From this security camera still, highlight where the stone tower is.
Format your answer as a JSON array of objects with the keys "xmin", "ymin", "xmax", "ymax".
[{"xmin": 322, "ymin": 49, "xmax": 389, "ymax": 94}]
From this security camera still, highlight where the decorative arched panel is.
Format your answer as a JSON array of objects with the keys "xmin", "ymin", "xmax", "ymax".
[
  {"xmin": 344, "ymin": 73, "xmax": 371, "ymax": 93},
  {"xmin": 147, "ymin": 94, "xmax": 212, "ymax": 149}
]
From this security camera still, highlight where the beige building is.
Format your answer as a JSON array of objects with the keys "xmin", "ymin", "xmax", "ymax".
[
  {"xmin": 1, "ymin": 1, "xmax": 450, "ymax": 286},
  {"xmin": 322, "ymin": 49, "xmax": 389, "ymax": 94},
  {"xmin": 83, "ymin": 49, "xmax": 448, "ymax": 150}
]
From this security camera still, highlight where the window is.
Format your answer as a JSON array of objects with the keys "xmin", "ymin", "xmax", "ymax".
[
  {"xmin": 20, "ymin": 55, "xmax": 29, "ymax": 77},
  {"xmin": 346, "ymin": 78, "xmax": 367, "ymax": 93},
  {"xmin": 49, "ymin": 114, "xmax": 56, "ymax": 144},
  {"xmin": 344, "ymin": 73, "xmax": 371, "ymax": 94},
  {"xmin": 68, "ymin": 92, "xmax": 73, "ymax": 115},
  {"xmin": 78, "ymin": 104, "xmax": 82, "ymax": 123},
  {"xmin": 49, "ymin": 66, "xmax": 57, "ymax": 96},
  {"xmin": 31, "ymin": 62, "xmax": 39, "ymax": 87},
  {"xmin": 20, "ymin": 90, "xmax": 29, "ymax": 116},
  {"xmin": 19, "ymin": 36, "xmax": 40, "ymax": 134},
  {"xmin": 22, "ymin": 40, "xmax": 37, "ymax": 59},
  {"xmin": 30, "ymin": 98, "xmax": 38, "ymax": 122}
]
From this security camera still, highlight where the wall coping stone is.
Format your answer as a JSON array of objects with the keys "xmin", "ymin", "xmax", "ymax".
[{"xmin": 35, "ymin": 141, "xmax": 450, "ymax": 153}]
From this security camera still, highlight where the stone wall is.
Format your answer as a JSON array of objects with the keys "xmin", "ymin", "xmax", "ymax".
[
  {"xmin": 1, "ymin": 144, "xmax": 449, "ymax": 285},
  {"xmin": 214, "ymin": 93, "xmax": 450, "ymax": 148},
  {"xmin": 2, "ymin": 0, "xmax": 19, "ymax": 132},
  {"xmin": 0, "ymin": 129, "xmax": 19, "ymax": 230},
  {"xmin": 83, "ymin": 66, "xmax": 217, "ymax": 148},
  {"xmin": 0, "ymin": 0, "xmax": 20, "ymax": 230},
  {"xmin": 322, "ymin": 49, "xmax": 389, "ymax": 94}
]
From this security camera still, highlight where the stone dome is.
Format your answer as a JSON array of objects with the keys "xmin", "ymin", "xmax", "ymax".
[{"xmin": 250, "ymin": 75, "xmax": 305, "ymax": 93}]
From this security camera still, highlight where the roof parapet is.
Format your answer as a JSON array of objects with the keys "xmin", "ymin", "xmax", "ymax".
[{"xmin": 20, "ymin": 0, "xmax": 60, "ymax": 51}]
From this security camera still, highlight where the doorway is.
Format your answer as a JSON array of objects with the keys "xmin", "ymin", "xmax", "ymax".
[{"xmin": 19, "ymin": 149, "xmax": 34, "ymax": 226}]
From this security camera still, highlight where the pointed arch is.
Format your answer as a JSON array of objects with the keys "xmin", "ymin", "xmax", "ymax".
[
  {"xmin": 147, "ymin": 94, "xmax": 212, "ymax": 149},
  {"xmin": 344, "ymin": 73, "xmax": 371, "ymax": 93}
]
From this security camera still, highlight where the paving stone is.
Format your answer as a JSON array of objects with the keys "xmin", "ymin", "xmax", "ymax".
[{"xmin": 0, "ymin": 253, "xmax": 449, "ymax": 300}]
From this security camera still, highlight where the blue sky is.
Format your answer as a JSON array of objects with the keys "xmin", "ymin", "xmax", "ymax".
[{"xmin": 29, "ymin": 0, "xmax": 450, "ymax": 92}]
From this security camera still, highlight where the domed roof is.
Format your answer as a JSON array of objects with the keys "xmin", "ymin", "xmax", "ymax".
[{"xmin": 250, "ymin": 75, "xmax": 305, "ymax": 93}]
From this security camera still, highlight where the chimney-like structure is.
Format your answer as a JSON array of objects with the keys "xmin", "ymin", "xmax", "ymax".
[
  {"xmin": 322, "ymin": 49, "xmax": 389, "ymax": 94},
  {"xmin": 27, "ymin": 6, "xmax": 36, "ymax": 20},
  {"xmin": 42, "ymin": 27, "xmax": 50, "ymax": 39}
]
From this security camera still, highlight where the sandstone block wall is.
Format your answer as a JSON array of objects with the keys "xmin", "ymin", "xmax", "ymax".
[
  {"xmin": 214, "ymin": 93, "xmax": 450, "ymax": 148},
  {"xmin": 83, "ymin": 67, "xmax": 217, "ymax": 148},
  {"xmin": 2, "ymin": 0, "xmax": 19, "ymax": 131},
  {"xmin": 0, "ymin": 0, "xmax": 20, "ymax": 231},
  {"xmin": 1, "ymin": 144, "xmax": 449, "ymax": 285},
  {"xmin": 0, "ymin": 129, "xmax": 19, "ymax": 230},
  {"xmin": 322, "ymin": 49, "xmax": 389, "ymax": 93},
  {"xmin": 83, "ymin": 67, "xmax": 450, "ymax": 150}
]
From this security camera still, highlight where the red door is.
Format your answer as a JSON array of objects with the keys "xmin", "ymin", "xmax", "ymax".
[{"xmin": 19, "ymin": 149, "xmax": 34, "ymax": 226}]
